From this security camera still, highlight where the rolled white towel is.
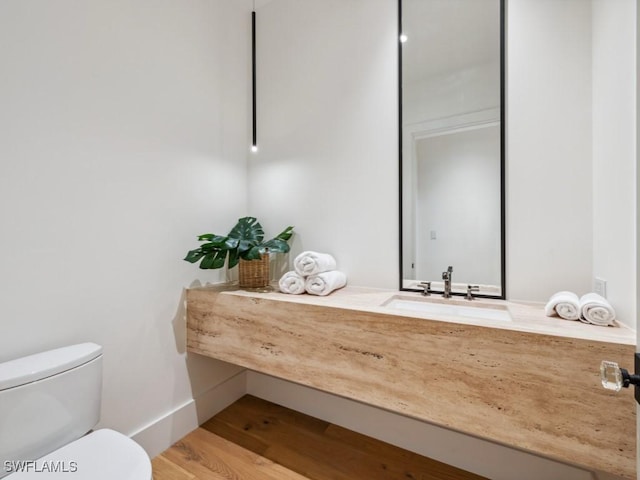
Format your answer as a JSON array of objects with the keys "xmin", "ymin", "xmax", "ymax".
[
  {"xmin": 305, "ymin": 271, "xmax": 347, "ymax": 296},
  {"xmin": 294, "ymin": 251, "xmax": 337, "ymax": 276},
  {"xmin": 580, "ymin": 293, "xmax": 616, "ymax": 326},
  {"xmin": 278, "ymin": 271, "xmax": 306, "ymax": 295},
  {"xmin": 544, "ymin": 291, "xmax": 581, "ymax": 320}
]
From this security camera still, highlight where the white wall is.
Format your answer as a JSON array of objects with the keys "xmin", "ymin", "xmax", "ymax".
[
  {"xmin": 591, "ymin": 0, "xmax": 637, "ymax": 328},
  {"xmin": 0, "ymin": 0, "xmax": 251, "ymax": 454},
  {"xmin": 507, "ymin": 0, "xmax": 594, "ymax": 302},
  {"xmin": 508, "ymin": 0, "xmax": 637, "ymax": 328},
  {"xmin": 247, "ymin": 0, "xmax": 398, "ymax": 288}
]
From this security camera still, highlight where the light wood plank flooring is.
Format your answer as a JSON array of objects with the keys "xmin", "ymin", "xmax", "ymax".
[{"xmin": 152, "ymin": 395, "xmax": 486, "ymax": 480}]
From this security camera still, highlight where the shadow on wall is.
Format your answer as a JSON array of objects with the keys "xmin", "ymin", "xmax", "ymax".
[
  {"xmin": 171, "ymin": 287, "xmax": 190, "ymax": 355},
  {"xmin": 172, "ymin": 280, "xmax": 232, "ymax": 355},
  {"xmin": 171, "ymin": 283, "xmax": 246, "ymax": 426}
]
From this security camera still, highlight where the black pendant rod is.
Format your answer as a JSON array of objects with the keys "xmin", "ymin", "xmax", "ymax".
[{"xmin": 252, "ymin": 10, "xmax": 257, "ymax": 150}]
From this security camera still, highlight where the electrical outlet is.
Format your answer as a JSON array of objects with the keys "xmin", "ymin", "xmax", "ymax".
[{"xmin": 594, "ymin": 277, "xmax": 607, "ymax": 298}]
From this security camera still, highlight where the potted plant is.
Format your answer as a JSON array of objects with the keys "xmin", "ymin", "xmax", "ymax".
[{"xmin": 184, "ymin": 216, "xmax": 294, "ymax": 288}]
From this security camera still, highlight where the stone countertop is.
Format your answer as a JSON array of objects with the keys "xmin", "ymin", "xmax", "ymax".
[
  {"xmin": 192, "ymin": 284, "xmax": 635, "ymax": 345},
  {"xmin": 186, "ymin": 284, "xmax": 636, "ymax": 479}
]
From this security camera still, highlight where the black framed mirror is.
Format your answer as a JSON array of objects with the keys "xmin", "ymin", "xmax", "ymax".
[{"xmin": 399, "ymin": 0, "xmax": 506, "ymax": 299}]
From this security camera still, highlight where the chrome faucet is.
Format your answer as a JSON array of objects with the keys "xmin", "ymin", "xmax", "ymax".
[{"xmin": 442, "ymin": 266, "xmax": 453, "ymax": 298}]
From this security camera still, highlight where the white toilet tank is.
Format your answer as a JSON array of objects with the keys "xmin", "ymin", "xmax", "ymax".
[{"xmin": 0, "ymin": 343, "xmax": 102, "ymax": 478}]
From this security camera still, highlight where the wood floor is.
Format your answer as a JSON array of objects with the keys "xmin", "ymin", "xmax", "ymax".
[{"xmin": 152, "ymin": 395, "xmax": 487, "ymax": 480}]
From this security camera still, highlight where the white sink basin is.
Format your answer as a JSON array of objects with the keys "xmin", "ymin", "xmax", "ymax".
[{"xmin": 383, "ymin": 296, "xmax": 512, "ymax": 322}]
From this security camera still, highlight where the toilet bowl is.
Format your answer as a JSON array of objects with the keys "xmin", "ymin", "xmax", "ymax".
[
  {"xmin": 0, "ymin": 343, "xmax": 152, "ymax": 479},
  {"xmin": 5, "ymin": 430, "xmax": 151, "ymax": 479}
]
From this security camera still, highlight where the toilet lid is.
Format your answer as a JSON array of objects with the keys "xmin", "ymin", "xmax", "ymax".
[{"xmin": 5, "ymin": 429, "xmax": 151, "ymax": 480}]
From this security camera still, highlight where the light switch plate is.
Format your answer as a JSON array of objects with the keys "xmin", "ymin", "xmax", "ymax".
[{"xmin": 594, "ymin": 277, "xmax": 607, "ymax": 298}]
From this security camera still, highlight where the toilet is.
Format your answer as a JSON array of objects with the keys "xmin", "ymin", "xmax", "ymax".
[{"xmin": 0, "ymin": 343, "xmax": 152, "ymax": 479}]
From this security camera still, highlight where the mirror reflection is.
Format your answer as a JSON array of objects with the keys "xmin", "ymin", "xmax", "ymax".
[{"xmin": 400, "ymin": 0, "xmax": 504, "ymax": 297}]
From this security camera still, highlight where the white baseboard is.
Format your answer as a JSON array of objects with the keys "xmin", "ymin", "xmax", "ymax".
[
  {"xmin": 246, "ymin": 372, "xmax": 601, "ymax": 480},
  {"xmin": 131, "ymin": 369, "xmax": 247, "ymax": 459}
]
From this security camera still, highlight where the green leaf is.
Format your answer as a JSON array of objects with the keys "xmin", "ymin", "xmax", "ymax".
[
  {"xmin": 238, "ymin": 238, "xmax": 257, "ymax": 252},
  {"xmin": 261, "ymin": 226, "xmax": 294, "ymax": 253},
  {"xmin": 261, "ymin": 237, "xmax": 291, "ymax": 253},
  {"xmin": 199, "ymin": 252, "xmax": 216, "ymax": 269},
  {"xmin": 199, "ymin": 250, "xmax": 227, "ymax": 269},
  {"xmin": 212, "ymin": 234, "xmax": 228, "ymax": 243},
  {"xmin": 242, "ymin": 246, "xmax": 263, "ymax": 260},
  {"xmin": 212, "ymin": 250, "xmax": 228, "ymax": 269},
  {"xmin": 197, "ymin": 233, "xmax": 215, "ymax": 241},
  {"xmin": 184, "ymin": 249, "xmax": 206, "ymax": 263},
  {"xmin": 225, "ymin": 237, "xmax": 239, "ymax": 249},
  {"xmin": 228, "ymin": 217, "xmax": 264, "ymax": 254},
  {"xmin": 198, "ymin": 234, "xmax": 227, "ymax": 246},
  {"xmin": 198, "ymin": 242, "xmax": 222, "ymax": 252},
  {"xmin": 275, "ymin": 226, "xmax": 294, "ymax": 242}
]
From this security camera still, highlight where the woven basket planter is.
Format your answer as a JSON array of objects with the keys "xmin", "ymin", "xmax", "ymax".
[{"xmin": 238, "ymin": 254, "xmax": 269, "ymax": 288}]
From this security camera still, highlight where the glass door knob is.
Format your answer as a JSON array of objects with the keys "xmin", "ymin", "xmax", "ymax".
[
  {"xmin": 601, "ymin": 361, "xmax": 624, "ymax": 391},
  {"xmin": 600, "ymin": 360, "xmax": 640, "ymax": 391}
]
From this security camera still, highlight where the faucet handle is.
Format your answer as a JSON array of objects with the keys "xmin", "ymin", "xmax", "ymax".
[
  {"xmin": 418, "ymin": 281, "xmax": 431, "ymax": 296},
  {"xmin": 466, "ymin": 285, "xmax": 480, "ymax": 300}
]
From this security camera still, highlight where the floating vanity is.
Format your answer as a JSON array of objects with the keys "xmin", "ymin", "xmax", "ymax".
[{"xmin": 186, "ymin": 285, "xmax": 636, "ymax": 479}]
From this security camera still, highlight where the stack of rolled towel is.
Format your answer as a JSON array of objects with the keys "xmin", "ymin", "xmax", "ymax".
[
  {"xmin": 544, "ymin": 291, "xmax": 617, "ymax": 326},
  {"xmin": 278, "ymin": 251, "xmax": 347, "ymax": 296}
]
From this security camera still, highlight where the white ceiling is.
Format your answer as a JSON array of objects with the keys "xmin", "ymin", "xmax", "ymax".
[
  {"xmin": 254, "ymin": 0, "xmax": 274, "ymax": 9},
  {"xmin": 402, "ymin": 0, "xmax": 501, "ymax": 83}
]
